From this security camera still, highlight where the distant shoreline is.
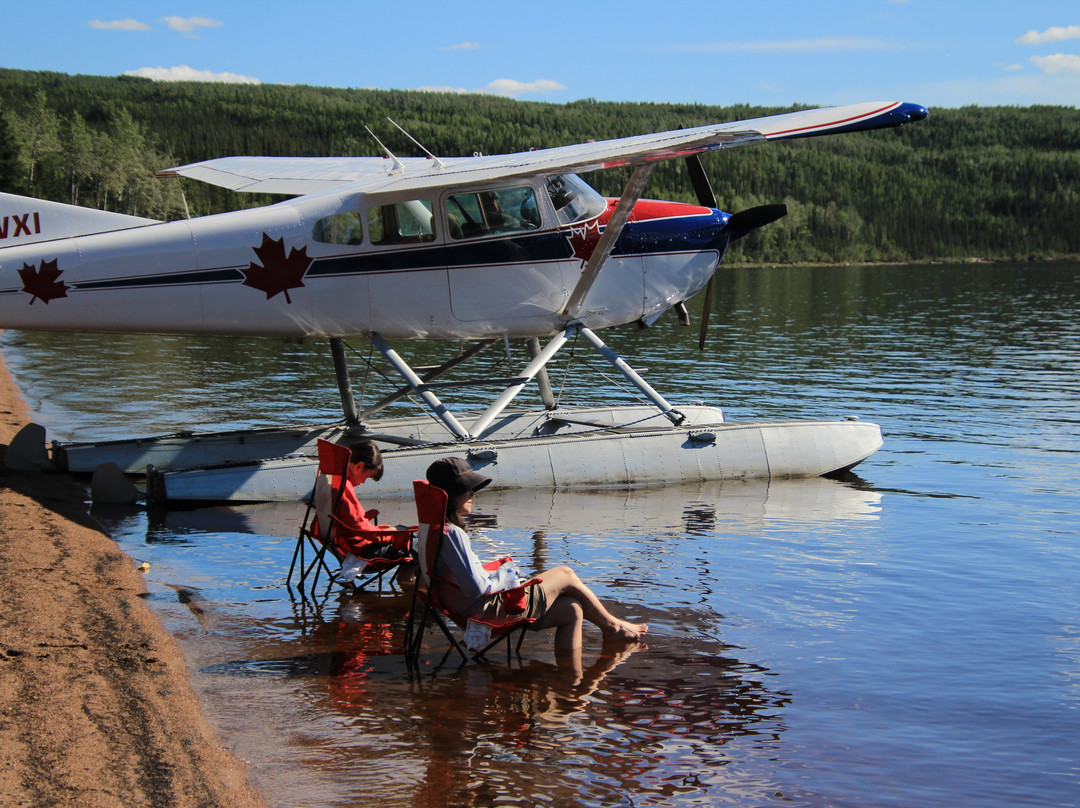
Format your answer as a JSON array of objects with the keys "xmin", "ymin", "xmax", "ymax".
[{"xmin": 728, "ymin": 254, "xmax": 1080, "ymax": 269}]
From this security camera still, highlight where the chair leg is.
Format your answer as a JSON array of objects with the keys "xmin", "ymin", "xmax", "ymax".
[
  {"xmin": 432, "ymin": 610, "xmax": 469, "ymax": 663},
  {"xmin": 404, "ymin": 588, "xmax": 422, "ymax": 668},
  {"xmin": 409, "ymin": 610, "xmax": 427, "ymax": 666},
  {"xmin": 407, "ymin": 602, "xmax": 470, "ymax": 667},
  {"xmin": 471, "ymin": 626, "xmax": 514, "ymax": 664},
  {"xmin": 287, "ymin": 537, "xmax": 303, "ymax": 589}
]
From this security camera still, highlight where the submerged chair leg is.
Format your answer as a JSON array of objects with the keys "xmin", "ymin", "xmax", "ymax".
[
  {"xmin": 404, "ymin": 590, "xmax": 423, "ymax": 668},
  {"xmin": 405, "ymin": 602, "xmax": 470, "ymax": 668}
]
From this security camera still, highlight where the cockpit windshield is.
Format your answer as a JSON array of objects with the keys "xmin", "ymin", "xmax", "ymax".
[{"xmin": 545, "ymin": 174, "xmax": 607, "ymax": 226}]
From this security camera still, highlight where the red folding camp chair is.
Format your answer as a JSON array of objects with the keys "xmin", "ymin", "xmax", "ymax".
[
  {"xmin": 288, "ymin": 439, "xmax": 415, "ymax": 598},
  {"xmin": 405, "ymin": 479, "xmax": 542, "ymax": 667}
]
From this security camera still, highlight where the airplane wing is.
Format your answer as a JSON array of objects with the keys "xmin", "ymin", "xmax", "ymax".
[{"xmin": 158, "ymin": 101, "xmax": 927, "ymax": 197}]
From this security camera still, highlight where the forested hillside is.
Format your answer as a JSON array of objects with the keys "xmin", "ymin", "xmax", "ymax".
[{"xmin": 2, "ymin": 67, "xmax": 1078, "ymax": 263}]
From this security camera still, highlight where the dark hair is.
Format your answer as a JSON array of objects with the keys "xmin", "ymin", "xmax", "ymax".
[{"xmin": 348, "ymin": 439, "xmax": 383, "ymax": 481}]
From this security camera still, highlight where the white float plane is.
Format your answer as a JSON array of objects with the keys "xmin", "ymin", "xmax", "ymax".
[{"xmin": 0, "ymin": 101, "xmax": 927, "ymax": 502}]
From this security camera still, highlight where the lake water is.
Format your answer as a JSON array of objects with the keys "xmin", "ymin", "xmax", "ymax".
[{"xmin": 3, "ymin": 263, "xmax": 1078, "ymax": 808}]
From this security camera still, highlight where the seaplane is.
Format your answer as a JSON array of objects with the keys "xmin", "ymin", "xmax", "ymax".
[{"xmin": 0, "ymin": 100, "xmax": 927, "ymax": 503}]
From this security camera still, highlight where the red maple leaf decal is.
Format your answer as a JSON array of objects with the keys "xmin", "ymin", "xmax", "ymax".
[
  {"xmin": 18, "ymin": 259, "xmax": 68, "ymax": 304},
  {"xmin": 566, "ymin": 220, "xmax": 602, "ymax": 267},
  {"xmin": 242, "ymin": 234, "xmax": 312, "ymax": 304}
]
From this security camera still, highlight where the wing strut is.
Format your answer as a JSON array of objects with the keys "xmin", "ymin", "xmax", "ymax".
[
  {"xmin": 562, "ymin": 163, "xmax": 654, "ymax": 321},
  {"xmin": 370, "ymin": 332, "xmax": 470, "ymax": 439}
]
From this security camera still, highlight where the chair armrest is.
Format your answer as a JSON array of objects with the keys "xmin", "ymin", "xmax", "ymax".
[
  {"xmin": 331, "ymin": 518, "xmax": 415, "ymax": 556},
  {"xmin": 482, "ymin": 555, "xmax": 514, "ymax": 571},
  {"xmin": 500, "ymin": 577, "xmax": 543, "ymax": 614}
]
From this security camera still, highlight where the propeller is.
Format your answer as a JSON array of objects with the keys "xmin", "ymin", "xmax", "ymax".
[
  {"xmin": 684, "ymin": 154, "xmax": 787, "ymax": 349},
  {"xmin": 684, "ymin": 154, "xmax": 719, "ymax": 349}
]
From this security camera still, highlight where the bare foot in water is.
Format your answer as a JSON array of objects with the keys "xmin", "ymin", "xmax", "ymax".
[{"xmin": 604, "ymin": 619, "xmax": 648, "ymax": 642}]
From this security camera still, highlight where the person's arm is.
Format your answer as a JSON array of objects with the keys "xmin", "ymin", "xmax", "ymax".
[
  {"xmin": 335, "ymin": 484, "xmax": 377, "ymax": 537},
  {"xmin": 332, "ymin": 483, "xmax": 384, "ymax": 553},
  {"xmin": 438, "ymin": 524, "xmax": 498, "ymax": 600}
]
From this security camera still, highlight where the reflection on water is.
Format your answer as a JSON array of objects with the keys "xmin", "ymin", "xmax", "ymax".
[
  {"xmin": 92, "ymin": 478, "xmax": 866, "ymax": 807},
  {"xmin": 202, "ymin": 601, "xmax": 788, "ymax": 808},
  {"xmin": 7, "ymin": 264, "xmax": 1080, "ymax": 807}
]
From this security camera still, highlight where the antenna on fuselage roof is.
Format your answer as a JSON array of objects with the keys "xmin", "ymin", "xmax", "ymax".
[
  {"xmin": 386, "ymin": 117, "xmax": 446, "ymax": 169},
  {"xmin": 364, "ymin": 125, "xmax": 406, "ymax": 175}
]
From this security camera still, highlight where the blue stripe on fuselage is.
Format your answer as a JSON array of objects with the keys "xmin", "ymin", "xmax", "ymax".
[
  {"xmin": 37, "ymin": 212, "xmax": 728, "ymax": 294},
  {"xmin": 631, "ymin": 211, "xmax": 729, "ymax": 254},
  {"xmin": 310, "ymin": 212, "xmax": 727, "ymax": 277}
]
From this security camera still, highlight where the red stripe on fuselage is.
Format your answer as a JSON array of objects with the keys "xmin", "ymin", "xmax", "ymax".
[{"xmin": 598, "ymin": 199, "xmax": 714, "ymax": 225}]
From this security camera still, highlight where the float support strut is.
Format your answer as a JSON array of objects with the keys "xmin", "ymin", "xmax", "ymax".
[
  {"xmin": 370, "ymin": 332, "xmax": 469, "ymax": 440},
  {"xmin": 330, "ymin": 338, "xmax": 359, "ymax": 425},
  {"xmin": 576, "ymin": 326, "xmax": 685, "ymax": 425},
  {"xmin": 468, "ymin": 331, "xmax": 570, "ymax": 437},
  {"xmin": 526, "ymin": 337, "xmax": 556, "ymax": 409}
]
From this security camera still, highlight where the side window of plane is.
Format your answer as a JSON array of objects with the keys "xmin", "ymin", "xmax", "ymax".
[
  {"xmin": 311, "ymin": 211, "xmax": 363, "ymax": 245},
  {"xmin": 446, "ymin": 186, "xmax": 541, "ymax": 240},
  {"xmin": 367, "ymin": 200, "xmax": 436, "ymax": 245}
]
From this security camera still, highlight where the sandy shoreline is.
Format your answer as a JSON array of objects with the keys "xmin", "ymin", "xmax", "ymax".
[{"xmin": 0, "ymin": 352, "xmax": 267, "ymax": 808}]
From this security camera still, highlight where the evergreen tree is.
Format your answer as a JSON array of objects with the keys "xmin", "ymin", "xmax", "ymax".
[
  {"xmin": 0, "ymin": 112, "xmax": 19, "ymax": 192},
  {"xmin": 1, "ymin": 67, "xmax": 1078, "ymax": 262},
  {"xmin": 7, "ymin": 88, "xmax": 61, "ymax": 193}
]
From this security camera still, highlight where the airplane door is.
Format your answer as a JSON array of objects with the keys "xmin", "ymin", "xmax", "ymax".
[{"xmin": 445, "ymin": 186, "xmax": 570, "ymax": 333}]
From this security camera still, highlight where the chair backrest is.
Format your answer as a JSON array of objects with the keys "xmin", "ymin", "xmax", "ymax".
[
  {"xmin": 412, "ymin": 480, "xmax": 447, "ymax": 589},
  {"xmin": 313, "ymin": 439, "xmax": 352, "ymax": 537}
]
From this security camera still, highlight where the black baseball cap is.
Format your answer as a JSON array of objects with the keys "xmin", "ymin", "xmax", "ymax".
[{"xmin": 426, "ymin": 457, "xmax": 491, "ymax": 500}]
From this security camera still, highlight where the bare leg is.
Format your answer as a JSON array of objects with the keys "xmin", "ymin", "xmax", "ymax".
[
  {"xmin": 546, "ymin": 596, "xmax": 584, "ymax": 651},
  {"xmin": 535, "ymin": 566, "xmax": 647, "ymax": 646}
]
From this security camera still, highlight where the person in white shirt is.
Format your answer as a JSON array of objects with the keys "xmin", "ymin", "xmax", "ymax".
[{"xmin": 426, "ymin": 457, "xmax": 648, "ymax": 652}]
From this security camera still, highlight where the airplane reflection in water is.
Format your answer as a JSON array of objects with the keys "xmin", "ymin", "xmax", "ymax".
[{"xmin": 119, "ymin": 475, "xmax": 883, "ymax": 549}]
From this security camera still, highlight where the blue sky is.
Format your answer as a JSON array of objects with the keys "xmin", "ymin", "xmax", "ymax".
[{"xmin": 5, "ymin": 1, "xmax": 1080, "ymax": 109}]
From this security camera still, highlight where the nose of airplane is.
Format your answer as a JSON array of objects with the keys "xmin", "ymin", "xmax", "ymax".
[{"xmin": 893, "ymin": 102, "xmax": 929, "ymax": 123}]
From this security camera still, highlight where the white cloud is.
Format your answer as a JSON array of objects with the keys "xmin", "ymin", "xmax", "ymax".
[
  {"xmin": 124, "ymin": 65, "xmax": 261, "ymax": 84},
  {"xmin": 1017, "ymin": 25, "xmax": 1080, "ymax": 45},
  {"xmin": 161, "ymin": 16, "xmax": 223, "ymax": 34},
  {"xmin": 87, "ymin": 18, "xmax": 152, "ymax": 31},
  {"xmin": 483, "ymin": 78, "xmax": 566, "ymax": 97},
  {"xmin": 441, "ymin": 42, "xmax": 482, "ymax": 51},
  {"xmin": 1031, "ymin": 53, "xmax": 1080, "ymax": 75}
]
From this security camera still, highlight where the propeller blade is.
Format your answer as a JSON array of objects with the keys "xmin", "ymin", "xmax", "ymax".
[
  {"xmin": 685, "ymin": 154, "xmax": 718, "ymax": 208},
  {"xmin": 725, "ymin": 204, "xmax": 787, "ymax": 237},
  {"xmin": 685, "ymin": 154, "xmax": 720, "ymax": 349},
  {"xmin": 697, "ymin": 275, "xmax": 714, "ymax": 350}
]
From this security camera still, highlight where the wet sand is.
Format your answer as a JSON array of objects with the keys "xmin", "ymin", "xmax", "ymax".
[{"xmin": 0, "ymin": 353, "xmax": 267, "ymax": 808}]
